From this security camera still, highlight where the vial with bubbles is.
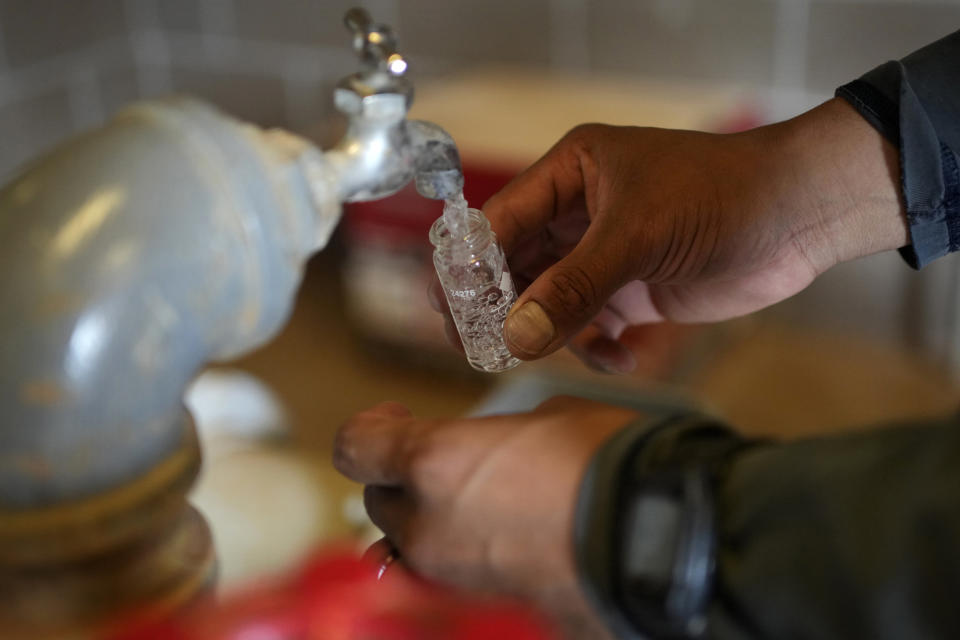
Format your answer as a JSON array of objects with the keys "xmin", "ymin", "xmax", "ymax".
[{"xmin": 429, "ymin": 196, "xmax": 520, "ymax": 373}]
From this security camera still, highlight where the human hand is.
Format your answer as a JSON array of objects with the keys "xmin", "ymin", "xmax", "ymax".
[
  {"xmin": 432, "ymin": 98, "xmax": 907, "ymax": 372},
  {"xmin": 333, "ymin": 397, "xmax": 640, "ymax": 638}
]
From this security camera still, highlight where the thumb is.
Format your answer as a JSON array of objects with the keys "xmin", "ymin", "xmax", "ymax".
[{"xmin": 503, "ymin": 234, "xmax": 625, "ymax": 360}]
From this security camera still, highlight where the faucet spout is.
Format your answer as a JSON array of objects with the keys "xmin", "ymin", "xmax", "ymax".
[
  {"xmin": 408, "ymin": 119, "xmax": 464, "ymax": 200},
  {"xmin": 323, "ymin": 7, "xmax": 462, "ymax": 205},
  {"xmin": 325, "ymin": 111, "xmax": 464, "ymax": 204}
]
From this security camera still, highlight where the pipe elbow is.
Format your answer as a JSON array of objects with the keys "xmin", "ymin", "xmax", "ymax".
[{"xmin": 0, "ymin": 99, "xmax": 322, "ymax": 508}]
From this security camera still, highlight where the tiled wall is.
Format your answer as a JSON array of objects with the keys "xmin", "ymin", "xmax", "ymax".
[
  {"xmin": 2, "ymin": 0, "xmax": 958, "ymax": 177},
  {"xmin": 0, "ymin": 0, "xmax": 958, "ymax": 358}
]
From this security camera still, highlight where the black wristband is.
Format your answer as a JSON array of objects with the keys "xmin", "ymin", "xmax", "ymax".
[{"xmin": 575, "ymin": 413, "xmax": 748, "ymax": 639}]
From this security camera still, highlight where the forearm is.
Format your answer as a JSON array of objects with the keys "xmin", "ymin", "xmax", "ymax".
[
  {"xmin": 762, "ymin": 31, "xmax": 960, "ymax": 274},
  {"xmin": 771, "ymin": 98, "xmax": 908, "ymax": 270}
]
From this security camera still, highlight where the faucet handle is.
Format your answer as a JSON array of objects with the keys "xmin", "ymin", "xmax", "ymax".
[
  {"xmin": 344, "ymin": 7, "xmax": 408, "ymax": 77},
  {"xmin": 343, "ymin": 7, "xmax": 373, "ymax": 37}
]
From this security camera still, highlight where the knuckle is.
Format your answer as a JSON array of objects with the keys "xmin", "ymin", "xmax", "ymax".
[
  {"xmin": 547, "ymin": 264, "xmax": 600, "ymax": 318},
  {"xmin": 407, "ymin": 434, "xmax": 447, "ymax": 489},
  {"xmin": 561, "ymin": 123, "xmax": 611, "ymax": 157},
  {"xmin": 565, "ymin": 122, "xmax": 603, "ymax": 143}
]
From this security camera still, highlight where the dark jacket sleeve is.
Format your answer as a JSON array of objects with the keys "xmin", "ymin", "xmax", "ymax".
[
  {"xmin": 575, "ymin": 413, "xmax": 960, "ymax": 640},
  {"xmin": 836, "ymin": 29, "xmax": 960, "ymax": 268},
  {"xmin": 709, "ymin": 414, "xmax": 960, "ymax": 640}
]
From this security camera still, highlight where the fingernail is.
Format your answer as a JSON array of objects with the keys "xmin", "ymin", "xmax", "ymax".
[{"xmin": 505, "ymin": 301, "xmax": 555, "ymax": 356}]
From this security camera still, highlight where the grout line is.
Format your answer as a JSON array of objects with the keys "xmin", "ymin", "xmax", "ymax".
[
  {"xmin": 0, "ymin": 12, "xmax": 8, "ymax": 70},
  {"xmin": 123, "ymin": 0, "xmax": 159, "ymax": 30},
  {"xmin": 160, "ymin": 31, "xmax": 354, "ymax": 77},
  {"xmin": 0, "ymin": 28, "xmax": 361, "ymax": 111},
  {"xmin": 199, "ymin": 0, "xmax": 238, "ymax": 33},
  {"xmin": 0, "ymin": 37, "xmax": 130, "ymax": 108},
  {"xmin": 0, "ymin": 13, "xmax": 10, "ymax": 104},
  {"xmin": 199, "ymin": 0, "xmax": 240, "ymax": 61},
  {"xmin": 123, "ymin": 0, "xmax": 174, "ymax": 97},
  {"xmin": 132, "ymin": 28, "xmax": 173, "ymax": 95},
  {"xmin": 652, "ymin": 0, "xmax": 695, "ymax": 31},
  {"xmin": 769, "ymin": 0, "xmax": 810, "ymax": 118},
  {"xmin": 772, "ymin": 0, "xmax": 809, "ymax": 89},
  {"xmin": 805, "ymin": 0, "xmax": 960, "ymax": 4},
  {"xmin": 282, "ymin": 63, "xmax": 324, "ymax": 134},
  {"xmin": 67, "ymin": 66, "xmax": 106, "ymax": 130},
  {"xmin": 548, "ymin": 0, "xmax": 590, "ymax": 71}
]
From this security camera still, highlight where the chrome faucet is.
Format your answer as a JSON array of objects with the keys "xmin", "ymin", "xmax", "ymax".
[
  {"xmin": 329, "ymin": 8, "xmax": 463, "ymax": 202},
  {"xmin": 0, "ymin": 9, "xmax": 461, "ymax": 637}
]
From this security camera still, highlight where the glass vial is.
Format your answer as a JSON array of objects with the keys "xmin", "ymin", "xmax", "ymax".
[{"xmin": 429, "ymin": 208, "xmax": 521, "ymax": 373}]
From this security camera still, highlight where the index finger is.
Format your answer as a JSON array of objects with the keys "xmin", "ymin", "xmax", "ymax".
[{"xmin": 482, "ymin": 126, "xmax": 592, "ymax": 254}]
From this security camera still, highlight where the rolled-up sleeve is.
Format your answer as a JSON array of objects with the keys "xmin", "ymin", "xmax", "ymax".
[{"xmin": 836, "ymin": 30, "xmax": 960, "ymax": 268}]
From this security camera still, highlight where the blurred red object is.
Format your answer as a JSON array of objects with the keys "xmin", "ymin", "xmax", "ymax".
[{"xmin": 110, "ymin": 549, "xmax": 556, "ymax": 640}]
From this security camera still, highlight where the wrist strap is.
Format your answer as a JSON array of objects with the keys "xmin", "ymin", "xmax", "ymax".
[{"xmin": 575, "ymin": 413, "xmax": 748, "ymax": 639}]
